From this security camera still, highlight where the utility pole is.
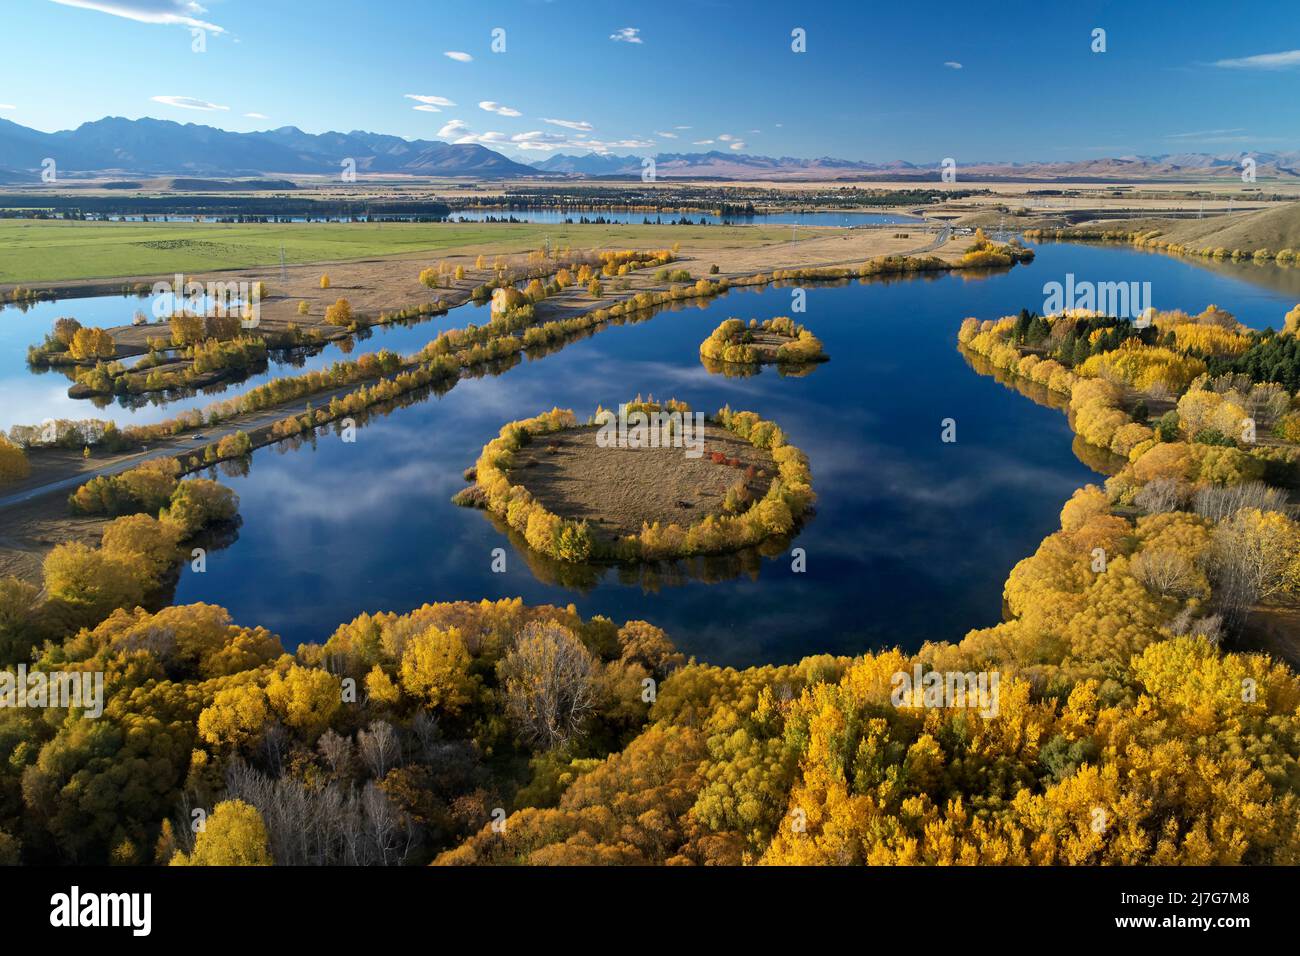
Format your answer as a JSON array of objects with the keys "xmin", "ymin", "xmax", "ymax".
[{"xmin": 280, "ymin": 244, "xmax": 287, "ymax": 284}]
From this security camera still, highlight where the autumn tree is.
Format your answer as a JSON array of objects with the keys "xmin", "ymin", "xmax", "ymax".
[
  {"xmin": 198, "ymin": 683, "xmax": 270, "ymax": 749},
  {"xmin": 0, "ymin": 437, "xmax": 29, "ymax": 484},
  {"xmin": 399, "ymin": 625, "xmax": 474, "ymax": 713},
  {"xmin": 324, "ymin": 297, "xmax": 354, "ymax": 326},
  {"xmin": 52, "ymin": 316, "xmax": 82, "ymax": 345},
  {"xmin": 163, "ymin": 479, "xmax": 238, "ymax": 536},
  {"xmin": 0, "ymin": 576, "xmax": 40, "ymax": 665},
  {"xmin": 169, "ymin": 312, "xmax": 205, "ymax": 347},
  {"xmin": 170, "ymin": 800, "xmax": 273, "ymax": 866},
  {"xmin": 42, "ymin": 541, "xmax": 144, "ymax": 615},
  {"xmin": 100, "ymin": 514, "xmax": 183, "ymax": 587},
  {"xmin": 68, "ymin": 326, "xmax": 115, "ymax": 360},
  {"xmin": 265, "ymin": 665, "xmax": 342, "ymax": 739}
]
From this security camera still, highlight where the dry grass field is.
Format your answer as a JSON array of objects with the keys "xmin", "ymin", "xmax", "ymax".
[{"xmin": 507, "ymin": 423, "xmax": 774, "ymax": 540}]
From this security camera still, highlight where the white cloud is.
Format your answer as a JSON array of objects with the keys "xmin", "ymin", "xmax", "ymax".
[
  {"xmin": 438, "ymin": 118, "xmax": 511, "ymax": 147},
  {"xmin": 503, "ymin": 130, "xmax": 654, "ymax": 154},
  {"xmin": 512, "ymin": 131, "xmax": 565, "ymax": 143},
  {"xmin": 578, "ymin": 137, "xmax": 653, "ymax": 150},
  {"xmin": 1165, "ymin": 128, "xmax": 1246, "ymax": 139},
  {"xmin": 479, "ymin": 101, "xmax": 522, "ymax": 117},
  {"xmin": 50, "ymin": 0, "xmax": 224, "ymax": 33},
  {"xmin": 509, "ymin": 131, "xmax": 571, "ymax": 152},
  {"xmin": 405, "ymin": 94, "xmax": 455, "ymax": 108},
  {"xmin": 943, "ymin": 61, "xmax": 963, "ymax": 69},
  {"xmin": 437, "ymin": 119, "xmax": 470, "ymax": 139},
  {"xmin": 692, "ymin": 139, "xmax": 714, "ymax": 145},
  {"xmin": 412, "ymin": 105, "xmax": 441, "ymax": 113},
  {"xmin": 151, "ymin": 95, "xmax": 229, "ymax": 111},
  {"xmin": 717, "ymin": 134, "xmax": 735, "ymax": 141},
  {"xmin": 444, "ymin": 51, "xmax": 473, "ymax": 62},
  {"xmin": 728, "ymin": 141, "xmax": 746, "ymax": 151},
  {"xmin": 610, "ymin": 27, "xmax": 642, "ymax": 44},
  {"xmin": 0, "ymin": 104, "xmax": 15, "ymax": 111},
  {"xmin": 1214, "ymin": 50, "xmax": 1300, "ymax": 70},
  {"xmin": 542, "ymin": 117, "xmax": 593, "ymax": 132},
  {"xmin": 1163, "ymin": 128, "xmax": 1257, "ymax": 144},
  {"xmin": 674, "ymin": 125, "xmax": 691, "ymax": 130},
  {"xmin": 655, "ymin": 130, "xmax": 677, "ymax": 138},
  {"xmin": 244, "ymin": 112, "xmax": 268, "ymax": 119}
]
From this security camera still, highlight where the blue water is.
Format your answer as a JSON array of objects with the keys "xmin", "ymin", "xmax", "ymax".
[
  {"xmin": 0, "ymin": 295, "xmax": 484, "ymax": 432},
  {"xmin": 157, "ymin": 242, "xmax": 1300, "ymax": 666}
]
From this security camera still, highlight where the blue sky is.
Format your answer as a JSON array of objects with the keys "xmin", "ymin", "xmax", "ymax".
[{"xmin": 1, "ymin": 0, "xmax": 1298, "ymax": 162}]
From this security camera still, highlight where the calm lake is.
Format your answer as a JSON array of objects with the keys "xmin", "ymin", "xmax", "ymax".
[
  {"xmin": 0, "ymin": 295, "xmax": 482, "ymax": 432},
  {"xmin": 141, "ymin": 243, "xmax": 1297, "ymax": 665}
]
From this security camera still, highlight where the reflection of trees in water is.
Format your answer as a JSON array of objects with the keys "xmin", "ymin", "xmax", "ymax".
[
  {"xmin": 478, "ymin": 512, "xmax": 800, "ymax": 595},
  {"xmin": 1069, "ymin": 434, "xmax": 1127, "ymax": 477},
  {"xmin": 478, "ymin": 508, "xmax": 801, "ymax": 594},
  {"xmin": 150, "ymin": 514, "xmax": 242, "ymax": 610},
  {"xmin": 700, "ymin": 354, "xmax": 760, "ymax": 379},
  {"xmin": 699, "ymin": 353, "xmax": 822, "ymax": 379},
  {"xmin": 959, "ymin": 346, "xmax": 1070, "ymax": 414},
  {"xmin": 1038, "ymin": 240, "xmax": 1300, "ymax": 321},
  {"xmin": 958, "ymin": 344, "xmax": 1126, "ymax": 476}
]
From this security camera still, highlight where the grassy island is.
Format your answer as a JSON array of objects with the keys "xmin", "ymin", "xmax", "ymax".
[
  {"xmin": 453, "ymin": 398, "xmax": 814, "ymax": 563},
  {"xmin": 699, "ymin": 316, "xmax": 827, "ymax": 374}
]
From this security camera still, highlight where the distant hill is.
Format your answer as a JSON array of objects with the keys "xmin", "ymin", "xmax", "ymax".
[
  {"xmin": 3, "ymin": 116, "xmax": 1298, "ymax": 183},
  {"xmin": 532, "ymin": 149, "xmax": 1300, "ymax": 182},
  {"xmin": 1072, "ymin": 201, "xmax": 1300, "ymax": 253},
  {"xmin": 0, "ymin": 117, "xmax": 542, "ymax": 179},
  {"xmin": 0, "ymin": 166, "xmax": 36, "ymax": 185},
  {"xmin": 141, "ymin": 177, "xmax": 299, "ymax": 192}
]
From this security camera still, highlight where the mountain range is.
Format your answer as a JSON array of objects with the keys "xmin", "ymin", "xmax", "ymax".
[
  {"xmin": 1, "ymin": 117, "xmax": 1298, "ymax": 183},
  {"xmin": 531, "ymin": 150, "xmax": 1300, "ymax": 182},
  {"xmin": 0, "ymin": 117, "xmax": 540, "ymax": 179}
]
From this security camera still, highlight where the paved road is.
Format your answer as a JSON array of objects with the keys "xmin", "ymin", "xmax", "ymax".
[{"xmin": 0, "ymin": 380, "xmax": 369, "ymax": 511}]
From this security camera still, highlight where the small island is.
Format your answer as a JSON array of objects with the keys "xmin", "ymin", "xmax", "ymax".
[
  {"xmin": 453, "ymin": 398, "xmax": 815, "ymax": 563},
  {"xmin": 699, "ymin": 317, "xmax": 828, "ymax": 375}
]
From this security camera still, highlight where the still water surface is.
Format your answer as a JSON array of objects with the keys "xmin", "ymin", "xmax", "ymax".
[{"xmin": 145, "ymin": 243, "xmax": 1300, "ymax": 665}]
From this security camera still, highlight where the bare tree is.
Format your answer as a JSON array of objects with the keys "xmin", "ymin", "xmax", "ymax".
[
  {"xmin": 1131, "ymin": 548, "xmax": 1202, "ymax": 600},
  {"xmin": 357, "ymin": 721, "xmax": 399, "ymax": 779},
  {"xmin": 225, "ymin": 760, "xmax": 418, "ymax": 866},
  {"xmin": 410, "ymin": 710, "xmax": 441, "ymax": 763},
  {"xmin": 260, "ymin": 721, "xmax": 289, "ymax": 777},
  {"xmin": 317, "ymin": 728, "xmax": 352, "ymax": 777},
  {"xmin": 1207, "ymin": 510, "xmax": 1298, "ymax": 633},
  {"xmin": 1193, "ymin": 481, "xmax": 1288, "ymax": 523},
  {"xmin": 1169, "ymin": 607, "xmax": 1225, "ymax": 646},
  {"xmin": 498, "ymin": 621, "xmax": 597, "ymax": 749},
  {"xmin": 1133, "ymin": 477, "xmax": 1190, "ymax": 515}
]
